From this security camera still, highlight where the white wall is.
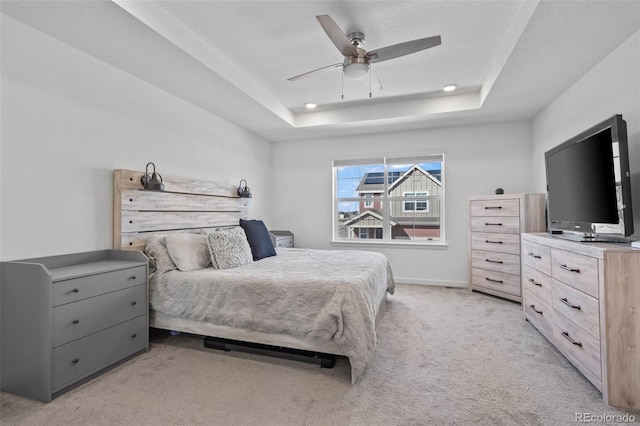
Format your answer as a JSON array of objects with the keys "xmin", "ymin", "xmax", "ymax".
[
  {"xmin": 272, "ymin": 121, "xmax": 533, "ymax": 286},
  {"xmin": 0, "ymin": 15, "xmax": 273, "ymax": 260},
  {"xmin": 531, "ymin": 29, "xmax": 640, "ymax": 239}
]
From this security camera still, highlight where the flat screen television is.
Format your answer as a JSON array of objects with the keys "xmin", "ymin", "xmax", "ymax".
[{"xmin": 545, "ymin": 114, "xmax": 634, "ymax": 242}]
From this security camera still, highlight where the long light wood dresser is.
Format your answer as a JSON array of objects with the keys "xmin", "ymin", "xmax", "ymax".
[
  {"xmin": 1, "ymin": 250, "xmax": 148, "ymax": 402},
  {"xmin": 468, "ymin": 193, "xmax": 546, "ymax": 302},
  {"xmin": 522, "ymin": 232, "xmax": 640, "ymax": 409}
]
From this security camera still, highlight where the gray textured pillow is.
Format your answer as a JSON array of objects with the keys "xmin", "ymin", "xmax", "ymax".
[
  {"xmin": 206, "ymin": 227, "xmax": 253, "ymax": 269},
  {"xmin": 165, "ymin": 233, "xmax": 211, "ymax": 272},
  {"xmin": 144, "ymin": 235, "xmax": 177, "ymax": 272}
]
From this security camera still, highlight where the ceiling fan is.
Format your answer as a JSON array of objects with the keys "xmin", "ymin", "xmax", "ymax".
[{"xmin": 287, "ymin": 15, "xmax": 442, "ymax": 92}]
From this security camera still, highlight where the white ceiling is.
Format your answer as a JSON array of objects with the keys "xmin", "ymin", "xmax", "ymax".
[{"xmin": 2, "ymin": 0, "xmax": 640, "ymax": 142}]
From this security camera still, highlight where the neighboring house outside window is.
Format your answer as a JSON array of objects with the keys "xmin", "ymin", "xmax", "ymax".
[{"xmin": 333, "ymin": 155, "xmax": 445, "ymax": 244}]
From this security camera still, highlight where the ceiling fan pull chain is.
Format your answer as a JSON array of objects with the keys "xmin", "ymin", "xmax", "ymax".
[
  {"xmin": 341, "ymin": 70, "xmax": 344, "ymax": 100},
  {"xmin": 369, "ymin": 66, "xmax": 372, "ymax": 98}
]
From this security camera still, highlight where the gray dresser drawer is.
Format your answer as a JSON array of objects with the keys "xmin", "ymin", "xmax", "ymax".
[
  {"xmin": 52, "ymin": 285, "xmax": 147, "ymax": 347},
  {"xmin": 52, "ymin": 266, "xmax": 146, "ymax": 307},
  {"xmin": 275, "ymin": 237, "xmax": 294, "ymax": 248},
  {"xmin": 52, "ymin": 315, "xmax": 147, "ymax": 390}
]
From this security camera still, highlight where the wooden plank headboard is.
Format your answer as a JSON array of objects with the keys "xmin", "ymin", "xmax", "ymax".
[{"xmin": 113, "ymin": 169, "xmax": 249, "ymax": 251}]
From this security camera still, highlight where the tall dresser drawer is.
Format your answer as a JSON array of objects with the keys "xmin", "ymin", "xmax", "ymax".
[
  {"xmin": 470, "ymin": 199, "xmax": 520, "ymax": 217},
  {"xmin": 470, "ymin": 216, "xmax": 520, "ymax": 234},
  {"xmin": 52, "ymin": 266, "xmax": 146, "ymax": 307},
  {"xmin": 551, "ymin": 249, "xmax": 599, "ymax": 298},
  {"xmin": 52, "ymin": 284, "xmax": 147, "ymax": 347},
  {"xmin": 471, "ymin": 267, "xmax": 521, "ymax": 296},
  {"xmin": 552, "ymin": 279, "xmax": 600, "ymax": 339},
  {"xmin": 522, "ymin": 240, "xmax": 551, "ymax": 275},
  {"xmin": 471, "ymin": 250, "xmax": 520, "ymax": 275},
  {"xmin": 52, "ymin": 315, "xmax": 147, "ymax": 390},
  {"xmin": 471, "ymin": 233, "xmax": 521, "ymax": 255},
  {"xmin": 553, "ymin": 312, "xmax": 602, "ymax": 382}
]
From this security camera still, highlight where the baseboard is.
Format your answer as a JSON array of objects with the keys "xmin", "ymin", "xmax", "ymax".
[{"xmin": 394, "ymin": 277, "xmax": 468, "ymax": 288}]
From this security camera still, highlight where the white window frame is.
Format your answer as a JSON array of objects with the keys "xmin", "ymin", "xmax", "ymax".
[{"xmin": 332, "ymin": 154, "xmax": 446, "ymax": 246}]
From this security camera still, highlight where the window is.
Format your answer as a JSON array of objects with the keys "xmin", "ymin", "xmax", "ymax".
[
  {"xmin": 333, "ymin": 154, "xmax": 445, "ymax": 244},
  {"xmin": 364, "ymin": 194, "xmax": 373, "ymax": 208},
  {"xmin": 403, "ymin": 192, "xmax": 429, "ymax": 212}
]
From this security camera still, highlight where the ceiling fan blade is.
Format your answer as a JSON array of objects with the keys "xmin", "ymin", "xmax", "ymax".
[
  {"xmin": 316, "ymin": 15, "xmax": 359, "ymax": 57},
  {"xmin": 367, "ymin": 35, "xmax": 441, "ymax": 63},
  {"xmin": 287, "ymin": 63, "xmax": 343, "ymax": 81}
]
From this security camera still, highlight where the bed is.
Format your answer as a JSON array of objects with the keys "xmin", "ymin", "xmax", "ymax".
[{"xmin": 113, "ymin": 169, "xmax": 395, "ymax": 383}]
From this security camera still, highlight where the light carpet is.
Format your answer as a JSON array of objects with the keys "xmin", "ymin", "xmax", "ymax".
[{"xmin": 1, "ymin": 284, "xmax": 638, "ymax": 425}]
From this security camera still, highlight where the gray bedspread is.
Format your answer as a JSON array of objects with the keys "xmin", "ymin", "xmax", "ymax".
[{"xmin": 149, "ymin": 248, "xmax": 395, "ymax": 383}]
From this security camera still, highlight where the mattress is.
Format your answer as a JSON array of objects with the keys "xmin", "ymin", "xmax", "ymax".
[{"xmin": 149, "ymin": 247, "xmax": 395, "ymax": 383}]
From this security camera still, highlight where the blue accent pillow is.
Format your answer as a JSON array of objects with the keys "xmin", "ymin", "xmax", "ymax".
[{"xmin": 239, "ymin": 219, "xmax": 276, "ymax": 261}]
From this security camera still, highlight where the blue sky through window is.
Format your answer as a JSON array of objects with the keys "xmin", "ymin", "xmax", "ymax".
[{"xmin": 336, "ymin": 162, "xmax": 442, "ymax": 213}]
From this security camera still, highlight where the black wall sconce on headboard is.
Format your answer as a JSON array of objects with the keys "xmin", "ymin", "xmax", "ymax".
[
  {"xmin": 237, "ymin": 179, "xmax": 252, "ymax": 198},
  {"xmin": 140, "ymin": 162, "xmax": 164, "ymax": 191}
]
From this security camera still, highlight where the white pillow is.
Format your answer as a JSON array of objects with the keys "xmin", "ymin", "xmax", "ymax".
[
  {"xmin": 206, "ymin": 227, "xmax": 253, "ymax": 269},
  {"xmin": 164, "ymin": 233, "xmax": 211, "ymax": 272}
]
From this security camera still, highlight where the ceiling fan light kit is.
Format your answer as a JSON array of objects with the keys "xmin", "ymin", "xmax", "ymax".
[
  {"xmin": 287, "ymin": 14, "xmax": 441, "ymax": 99},
  {"xmin": 343, "ymin": 62, "xmax": 369, "ymax": 80}
]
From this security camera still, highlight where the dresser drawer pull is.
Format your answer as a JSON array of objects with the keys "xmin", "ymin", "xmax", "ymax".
[
  {"xmin": 485, "ymin": 277, "xmax": 503, "ymax": 284},
  {"xmin": 485, "ymin": 240, "xmax": 503, "ymax": 244},
  {"xmin": 72, "ymin": 358, "xmax": 80, "ymax": 364},
  {"xmin": 128, "ymin": 276, "xmax": 137, "ymax": 280},
  {"xmin": 485, "ymin": 259, "xmax": 503, "ymax": 264},
  {"xmin": 71, "ymin": 288, "xmax": 80, "ymax": 293},
  {"xmin": 528, "ymin": 278, "xmax": 542, "ymax": 287},
  {"xmin": 560, "ymin": 297, "xmax": 581, "ymax": 310},
  {"xmin": 131, "ymin": 333, "xmax": 137, "ymax": 339},
  {"xmin": 131, "ymin": 301, "xmax": 137, "ymax": 306},
  {"xmin": 527, "ymin": 253, "xmax": 541, "ymax": 259},
  {"xmin": 484, "ymin": 206, "xmax": 502, "ymax": 210},
  {"xmin": 559, "ymin": 264, "xmax": 580, "ymax": 273},
  {"xmin": 561, "ymin": 331, "xmax": 583, "ymax": 347},
  {"xmin": 484, "ymin": 222, "xmax": 503, "ymax": 226},
  {"xmin": 529, "ymin": 304, "xmax": 543, "ymax": 315},
  {"xmin": 72, "ymin": 319, "xmax": 80, "ymax": 325}
]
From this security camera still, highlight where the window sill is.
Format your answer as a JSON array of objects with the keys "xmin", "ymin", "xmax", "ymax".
[{"xmin": 330, "ymin": 240, "xmax": 448, "ymax": 249}]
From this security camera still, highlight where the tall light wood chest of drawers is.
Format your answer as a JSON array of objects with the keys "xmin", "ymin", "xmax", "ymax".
[
  {"xmin": 468, "ymin": 193, "xmax": 545, "ymax": 302},
  {"xmin": 522, "ymin": 233, "xmax": 640, "ymax": 409},
  {"xmin": 1, "ymin": 250, "xmax": 148, "ymax": 402}
]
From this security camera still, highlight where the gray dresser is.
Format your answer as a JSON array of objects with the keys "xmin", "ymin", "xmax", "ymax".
[{"xmin": 1, "ymin": 250, "xmax": 148, "ymax": 402}]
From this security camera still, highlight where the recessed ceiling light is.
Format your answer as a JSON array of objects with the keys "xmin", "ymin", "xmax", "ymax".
[
  {"xmin": 443, "ymin": 84, "xmax": 458, "ymax": 92},
  {"xmin": 304, "ymin": 102, "xmax": 317, "ymax": 109}
]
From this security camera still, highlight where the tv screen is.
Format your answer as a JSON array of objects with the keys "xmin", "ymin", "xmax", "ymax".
[{"xmin": 545, "ymin": 114, "xmax": 633, "ymax": 241}]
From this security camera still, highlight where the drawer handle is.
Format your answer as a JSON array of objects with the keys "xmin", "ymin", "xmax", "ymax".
[
  {"xmin": 560, "ymin": 297, "xmax": 581, "ymax": 310},
  {"xmin": 561, "ymin": 331, "xmax": 583, "ymax": 347},
  {"xmin": 71, "ymin": 288, "xmax": 80, "ymax": 293},
  {"xmin": 72, "ymin": 358, "xmax": 80, "ymax": 364},
  {"xmin": 72, "ymin": 319, "xmax": 80, "ymax": 325},
  {"xmin": 131, "ymin": 301, "xmax": 137, "ymax": 306},
  {"xmin": 527, "ymin": 253, "xmax": 541, "ymax": 259},
  {"xmin": 485, "ymin": 240, "xmax": 503, "ymax": 244},
  {"xmin": 485, "ymin": 277, "xmax": 503, "ymax": 284},
  {"xmin": 528, "ymin": 278, "xmax": 542, "ymax": 287},
  {"xmin": 484, "ymin": 206, "xmax": 502, "ymax": 210},
  {"xmin": 559, "ymin": 264, "xmax": 580, "ymax": 273},
  {"xmin": 485, "ymin": 259, "xmax": 503, "ymax": 264},
  {"xmin": 131, "ymin": 333, "xmax": 137, "ymax": 339},
  {"xmin": 529, "ymin": 304, "xmax": 543, "ymax": 315},
  {"xmin": 484, "ymin": 222, "xmax": 503, "ymax": 226},
  {"xmin": 128, "ymin": 276, "xmax": 137, "ymax": 280}
]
